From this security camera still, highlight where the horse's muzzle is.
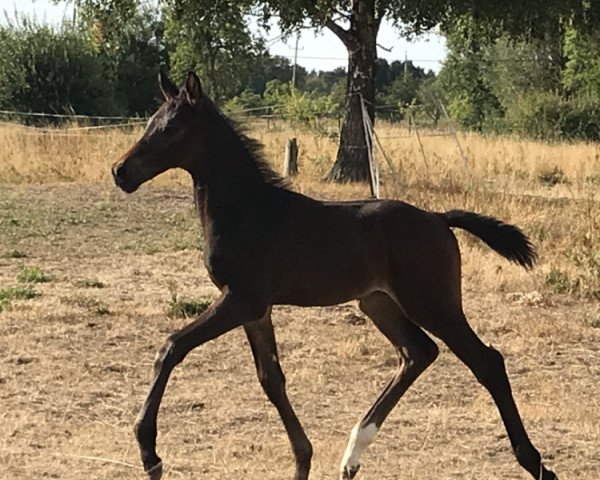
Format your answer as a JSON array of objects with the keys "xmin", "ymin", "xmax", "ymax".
[{"xmin": 112, "ymin": 162, "xmax": 139, "ymax": 193}]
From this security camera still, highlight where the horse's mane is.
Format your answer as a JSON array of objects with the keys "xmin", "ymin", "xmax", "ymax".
[{"xmin": 206, "ymin": 98, "xmax": 291, "ymax": 190}]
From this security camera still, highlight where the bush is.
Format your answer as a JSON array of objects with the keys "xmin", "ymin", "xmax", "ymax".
[
  {"xmin": 0, "ymin": 11, "xmax": 163, "ymax": 119},
  {"xmin": 0, "ymin": 18, "xmax": 116, "ymax": 118},
  {"xmin": 264, "ymin": 80, "xmax": 342, "ymax": 127},
  {"xmin": 223, "ymin": 89, "xmax": 267, "ymax": 115},
  {"xmin": 505, "ymin": 91, "xmax": 600, "ymax": 141}
]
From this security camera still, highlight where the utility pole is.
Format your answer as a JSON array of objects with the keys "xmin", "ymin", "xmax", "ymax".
[
  {"xmin": 291, "ymin": 33, "xmax": 300, "ymax": 90},
  {"xmin": 404, "ymin": 50, "xmax": 408, "ymax": 81}
]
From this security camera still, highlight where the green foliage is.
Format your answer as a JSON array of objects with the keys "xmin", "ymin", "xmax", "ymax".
[
  {"xmin": 164, "ymin": 0, "xmax": 265, "ymax": 102},
  {"xmin": 17, "ymin": 266, "xmax": 53, "ymax": 283},
  {"xmin": 415, "ymin": 77, "xmax": 445, "ymax": 126},
  {"xmin": 437, "ymin": 19, "xmax": 503, "ymax": 131},
  {"xmin": 588, "ymin": 317, "xmax": 600, "ymax": 329},
  {"xmin": 563, "ymin": 24, "xmax": 600, "ymax": 98},
  {"xmin": 247, "ymin": 54, "xmax": 299, "ymax": 95},
  {"xmin": 438, "ymin": 10, "xmax": 600, "ymax": 141},
  {"xmin": 0, "ymin": 285, "xmax": 39, "ymax": 312},
  {"xmin": 24, "ymin": 0, "xmax": 600, "ymax": 145},
  {"xmin": 264, "ymin": 80, "xmax": 342, "ymax": 126},
  {"xmin": 376, "ymin": 61, "xmax": 434, "ymax": 121},
  {"xmin": 0, "ymin": 7, "xmax": 163, "ymax": 118},
  {"xmin": 0, "ymin": 17, "xmax": 114, "ymax": 116},
  {"xmin": 303, "ymin": 67, "xmax": 345, "ymax": 94},
  {"xmin": 485, "ymin": 36, "xmax": 563, "ymax": 108},
  {"xmin": 167, "ymin": 294, "xmax": 212, "ymax": 318},
  {"xmin": 76, "ymin": 2, "xmax": 165, "ymax": 115},
  {"xmin": 223, "ymin": 89, "xmax": 267, "ymax": 114},
  {"xmin": 505, "ymin": 91, "xmax": 600, "ymax": 141}
]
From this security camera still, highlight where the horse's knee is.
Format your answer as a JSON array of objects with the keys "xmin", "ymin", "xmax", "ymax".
[
  {"xmin": 257, "ymin": 362, "xmax": 286, "ymax": 402},
  {"xmin": 398, "ymin": 335, "xmax": 439, "ymax": 377},
  {"xmin": 153, "ymin": 337, "xmax": 184, "ymax": 375}
]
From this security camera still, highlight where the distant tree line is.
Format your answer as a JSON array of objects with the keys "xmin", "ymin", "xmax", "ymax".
[{"xmin": 2, "ymin": 2, "xmax": 600, "ymax": 143}]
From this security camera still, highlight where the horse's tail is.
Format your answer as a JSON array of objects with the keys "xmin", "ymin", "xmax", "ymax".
[{"xmin": 441, "ymin": 210, "xmax": 537, "ymax": 269}]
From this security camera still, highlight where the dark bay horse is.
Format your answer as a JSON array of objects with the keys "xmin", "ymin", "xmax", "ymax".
[{"xmin": 112, "ymin": 71, "xmax": 558, "ymax": 480}]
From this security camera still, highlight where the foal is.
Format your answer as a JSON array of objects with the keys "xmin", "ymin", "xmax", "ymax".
[{"xmin": 112, "ymin": 71, "xmax": 558, "ymax": 480}]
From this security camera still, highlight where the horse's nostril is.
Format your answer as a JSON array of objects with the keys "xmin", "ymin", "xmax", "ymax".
[{"xmin": 113, "ymin": 163, "xmax": 127, "ymax": 181}]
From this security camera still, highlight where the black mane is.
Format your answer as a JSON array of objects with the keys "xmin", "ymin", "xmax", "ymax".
[{"xmin": 206, "ymin": 98, "xmax": 290, "ymax": 190}]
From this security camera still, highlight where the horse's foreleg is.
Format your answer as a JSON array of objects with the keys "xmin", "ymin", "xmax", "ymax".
[
  {"xmin": 339, "ymin": 292, "xmax": 439, "ymax": 480},
  {"xmin": 134, "ymin": 290, "xmax": 268, "ymax": 479},
  {"xmin": 244, "ymin": 312, "xmax": 313, "ymax": 480}
]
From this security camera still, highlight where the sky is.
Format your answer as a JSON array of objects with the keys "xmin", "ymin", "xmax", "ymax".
[{"xmin": 0, "ymin": 0, "xmax": 447, "ymax": 73}]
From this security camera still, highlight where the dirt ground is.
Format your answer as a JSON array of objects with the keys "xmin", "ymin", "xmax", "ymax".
[{"xmin": 1, "ymin": 183, "xmax": 599, "ymax": 480}]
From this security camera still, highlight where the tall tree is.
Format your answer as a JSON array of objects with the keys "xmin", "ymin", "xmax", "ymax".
[
  {"xmin": 68, "ymin": 0, "xmax": 166, "ymax": 115},
  {"xmin": 163, "ymin": 0, "xmax": 265, "ymax": 102}
]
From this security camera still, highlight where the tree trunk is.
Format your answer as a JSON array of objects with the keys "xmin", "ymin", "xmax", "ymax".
[{"xmin": 326, "ymin": 0, "xmax": 379, "ymax": 183}]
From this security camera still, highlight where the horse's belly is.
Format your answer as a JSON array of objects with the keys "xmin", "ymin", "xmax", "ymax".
[{"xmin": 271, "ymin": 257, "xmax": 382, "ymax": 307}]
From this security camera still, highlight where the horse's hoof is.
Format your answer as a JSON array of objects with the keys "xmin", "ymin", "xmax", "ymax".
[
  {"xmin": 146, "ymin": 461, "xmax": 163, "ymax": 480},
  {"xmin": 341, "ymin": 464, "xmax": 360, "ymax": 480}
]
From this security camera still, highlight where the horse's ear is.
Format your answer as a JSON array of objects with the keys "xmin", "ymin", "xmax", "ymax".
[
  {"xmin": 159, "ymin": 70, "xmax": 178, "ymax": 100},
  {"xmin": 184, "ymin": 71, "xmax": 203, "ymax": 105}
]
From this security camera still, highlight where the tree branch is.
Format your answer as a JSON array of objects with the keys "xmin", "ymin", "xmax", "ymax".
[
  {"xmin": 326, "ymin": 18, "xmax": 354, "ymax": 48},
  {"xmin": 302, "ymin": 3, "xmax": 356, "ymax": 50},
  {"xmin": 377, "ymin": 43, "xmax": 393, "ymax": 52}
]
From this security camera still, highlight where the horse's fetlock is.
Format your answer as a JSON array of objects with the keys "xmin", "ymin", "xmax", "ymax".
[
  {"xmin": 134, "ymin": 419, "xmax": 155, "ymax": 442},
  {"xmin": 514, "ymin": 442, "xmax": 541, "ymax": 471},
  {"xmin": 297, "ymin": 438, "xmax": 313, "ymax": 463}
]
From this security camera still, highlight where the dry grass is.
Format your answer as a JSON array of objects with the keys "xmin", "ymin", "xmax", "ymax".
[
  {"xmin": 0, "ymin": 121, "xmax": 599, "ymax": 479},
  {"xmin": 3, "ymin": 120, "xmax": 600, "ymax": 198}
]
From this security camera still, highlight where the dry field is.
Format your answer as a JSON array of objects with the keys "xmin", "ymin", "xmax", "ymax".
[{"xmin": 0, "ymin": 121, "xmax": 599, "ymax": 480}]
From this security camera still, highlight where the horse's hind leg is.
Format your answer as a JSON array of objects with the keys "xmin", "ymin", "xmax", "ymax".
[
  {"xmin": 339, "ymin": 291, "xmax": 439, "ymax": 480},
  {"xmin": 405, "ymin": 303, "xmax": 557, "ymax": 480},
  {"xmin": 244, "ymin": 310, "xmax": 313, "ymax": 480}
]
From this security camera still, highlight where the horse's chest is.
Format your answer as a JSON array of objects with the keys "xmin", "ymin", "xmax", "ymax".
[{"xmin": 203, "ymin": 237, "xmax": 259, "ymax": 289}]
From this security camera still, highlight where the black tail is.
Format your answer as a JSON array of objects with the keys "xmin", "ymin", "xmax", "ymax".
[{"xmin": 442, "ymin": 210, "xmax": 537, "ymax": 269}]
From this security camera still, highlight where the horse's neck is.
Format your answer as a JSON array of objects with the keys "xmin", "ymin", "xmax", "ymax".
[
  {"xmin": 189, "ymin": 111, "xmax": 270, "ymax": 231},
  {"xmin": 191, "ymin": 153, "xmax": 266, "ymax": 231}
]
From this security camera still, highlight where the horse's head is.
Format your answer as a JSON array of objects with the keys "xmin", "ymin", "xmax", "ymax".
[{"xmin": 112, "ymin": 71, "xmax": 204, "ymax": 193}]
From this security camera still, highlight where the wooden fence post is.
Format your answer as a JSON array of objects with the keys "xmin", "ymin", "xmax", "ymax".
[{"xmin": 283, "ymin": 138, "xmax": 298, "ymax": 177}]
